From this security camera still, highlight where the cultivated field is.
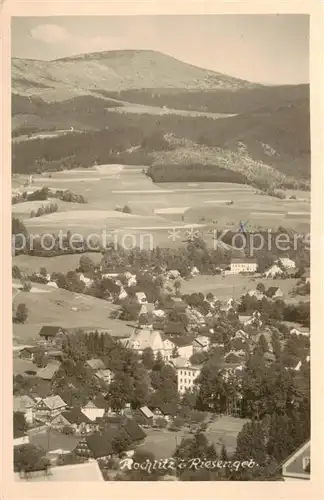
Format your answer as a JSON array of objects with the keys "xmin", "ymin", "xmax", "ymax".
[
  {"xmin": 181, "ymin": 274, "xmax": 299, "ymax": 301},
  {"xmin": 12, "ymin": 165, "xmax": 310, "ymax": 274},
  {"xmin": 12, "ymin": 252, "xmax": 103, "ymax": 274},
  {"xmin": 14, "ymin": 167, "xmax": 310, "ymax": 235},
  {"xmin": 12, "ymin": 283, "xmax": 133, "ymax": 345}
]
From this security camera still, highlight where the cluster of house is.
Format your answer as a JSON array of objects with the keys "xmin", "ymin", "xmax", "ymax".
[{"xmin": 222, "ymin": 256, "xmax": 302, "ymax": 277}]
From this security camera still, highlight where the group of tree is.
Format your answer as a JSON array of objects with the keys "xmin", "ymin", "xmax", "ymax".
[
  {"xmin": 30, "ymin": 202, "xmax": 58, "ymax": 218},
  {"xmin": 239, "ymin": 294, "xmax": 310, "ymax": 328},
  {"xmin": 12, "ymin": 303, "xmax": 28, "ymax": 324}
]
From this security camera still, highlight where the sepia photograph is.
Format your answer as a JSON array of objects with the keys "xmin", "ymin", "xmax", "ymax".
[{"xmin": 9, "ymin": 13, "xmax": 313, "ymax": 483}]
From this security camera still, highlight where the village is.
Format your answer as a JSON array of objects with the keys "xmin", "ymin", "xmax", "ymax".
[{"xmin": 13, "ymin": 249, "xmax": 310, "ymax": 481}]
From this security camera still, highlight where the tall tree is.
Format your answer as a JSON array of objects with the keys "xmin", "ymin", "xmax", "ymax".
[{"xmin": 142, "ymin": 347, "xmax": 155, "ymax": 370}]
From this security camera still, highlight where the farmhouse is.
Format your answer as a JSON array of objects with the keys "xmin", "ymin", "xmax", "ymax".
[
  {"xmin": 38, "ymin": 326, "xmax": 67, "ymax": 346},
  {"xmin": 34, "ymin": 395, "xmax": 67, "ymax": 422},
  {"xmin": 229, "ymin": 258, "xmax": 257, "ymax": 274},
  {"xmin": 176, "ymin": 365, "xmax": 202, "ymax": 394},
  {"xmin": 51, "ymin": 409, "xmax": 93, "ymax": 435}
]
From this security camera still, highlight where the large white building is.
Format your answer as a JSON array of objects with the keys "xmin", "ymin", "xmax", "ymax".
[
  {"xmin": 176, "ymin": 365, "xmax": 202, "ymax": 394},
  {"xmin": 229, "ymin": 259, "xmax": 258, "ymax": 274}
]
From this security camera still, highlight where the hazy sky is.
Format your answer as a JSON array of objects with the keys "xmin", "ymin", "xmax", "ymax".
[{"xmin": 11, "ymin": 15, "xmax": 309, "ymax": 84}]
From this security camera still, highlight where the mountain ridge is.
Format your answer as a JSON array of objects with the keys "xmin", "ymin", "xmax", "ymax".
[{"xmin": 12, "ymin": 49, "xmax": 260, "ymax": 102}]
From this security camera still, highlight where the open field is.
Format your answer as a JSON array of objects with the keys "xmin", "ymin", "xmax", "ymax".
[
  {"xmin": 139, "ymin": 416, "xmax": 247, "ymax": 458},
  {"xmin": 13, "ymin": 167, "xmax": 310, "ymax": 235},
  {"xmin": 105, "ymin": 99, "xmax": 236, "ymax": 119},
  {"xmin": 12, "ymin": 283, "xmax": 133, "ymax": 345},
  {"xmin": 181, "ymin": 274, "xmax": 299, "ymax": 300},
  {"xmin": 12, "ymin": 252, "xmax": 103, "ymax": 274}
]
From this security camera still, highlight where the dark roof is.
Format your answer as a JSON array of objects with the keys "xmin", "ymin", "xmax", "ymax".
[
  {"xmin": 93, "ymin": 394, "xmax": 110, "ymax": 410},
  {"xmin": 171, "ymin": 336, "xmax": 193, "ymax": 348},
  {"xmin": 29, "ymin": 379, "xmax": 52, "ymax": 398},
  {"xmin": 36, "ymin": 362, "xmax": 61, "ymax": 380},
  {"xmin": 57, "ymin": 390, "xmax": 75, "ymax": 407},
  {"xmin": 86, "ymin": 431, "xmax": 116, "ymax": 458},
  {"xmin": 231, "ymin": 258, "xmax": 257, "ymax": 264},
  {"xmin": 99, "ymin": 356, "xmax": 111, "ymax": 369},
  {"xmin": 122, "ymin": 418, "xmax": 146, "ymax": 441},
  {"xmin": 20, "ymin": 347, "xmax": 41, "ymax": 354},
  {"xmin": 267, "ymin": 286, "xmax": 280, "ymax": 296},
  {"xmin": 153, "ymin": 403, "xmax": 178, "ymax": 416},
  {"xmin": 62, "ymin": 409, "xmax": 91, "ymax": 425},
  {"xmin": 14, "ymin": 429, "xmax": 27, "ymax": 439},
  {"xmin": 164, "ymin": 322, "xmax": 187, "ymax": 335},
  {"xmin": 29, "ymin": 429, "xmax": 80, "ymax": 453},
  {"xmin": 38, "ymin": 326, "xmax": 63, "ymax": 337}
]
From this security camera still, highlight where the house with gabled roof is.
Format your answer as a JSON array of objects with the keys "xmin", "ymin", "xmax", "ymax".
[
  {"xmin": 74, "ymin": 430, "xmax": 116, "ymax": 460},
  {"xmin": 38, "ymin": 326, "xmax": 66, "ymax": 345},
  {"xmin": 81, "ymin": 396, "xmax": 109, "ymax": 422},
  {"xmin": 94, "ymin": 369, "xmax": 114, "ymax": 385},
  {"xmin": 34, "ymin": 395, "xmax": 67, "ymax": 422},
  {"xmin": 51, "ymin": 408, "xmax": 93, "ymax": 435},
  {"xmin": 281, "ymin": 440, "xmax": 310, "ymax": 481},
  {"xmin": 150, "ymin": 403, "xmax": 178, "ymax": 421},
  {"xmin": 86, "ymin": 358, "xmax": 106, "ymax": 371},
  {"xmin": 36, "ymin": 361, "xmax": 61, "ymax": 381},
  {"xmin": 124, "ymin": 326, "xmax": 164, "ymax": 358}
]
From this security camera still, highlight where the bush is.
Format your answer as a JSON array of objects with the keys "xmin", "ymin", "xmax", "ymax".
[{"xmin": 155, "ymin": 417, "xmax": 167, "ymax": 429}]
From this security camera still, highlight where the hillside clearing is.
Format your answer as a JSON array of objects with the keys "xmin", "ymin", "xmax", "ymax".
[{"xmin": 12, "ymin": 285, "xmax": 133, "ymax": 344}]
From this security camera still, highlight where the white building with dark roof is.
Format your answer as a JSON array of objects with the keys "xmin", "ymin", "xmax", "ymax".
[{"xmin": 229, "ymin": 258, "xmax": 257, "ymax": 274}]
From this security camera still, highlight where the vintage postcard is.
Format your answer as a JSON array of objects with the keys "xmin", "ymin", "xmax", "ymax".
[{"xmin": 1, "ymin": 0, "xmax": 323, "ymax": 498}]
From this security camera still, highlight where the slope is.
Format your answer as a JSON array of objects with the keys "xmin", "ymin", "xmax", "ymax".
[{"xmin": 12, "ymin": 49, "xmax": 258, "ymax": 102}]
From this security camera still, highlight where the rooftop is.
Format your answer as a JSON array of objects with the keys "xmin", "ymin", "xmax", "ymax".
[
  {"xmin": 38, "ymin": 326, "xmax": 64, "ymax": 338},
  {"xmin": 14, "ymin": 460, "xmax": 103, "ymax": 481}
]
